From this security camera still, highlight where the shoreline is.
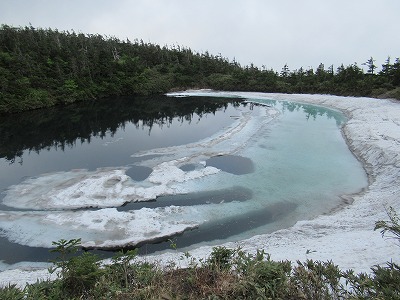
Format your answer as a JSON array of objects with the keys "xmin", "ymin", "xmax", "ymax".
[
  {"xmin": 1, "ymin": 92, "xmax": 399, "ymax": 288},
  {"xmin": 144, "ymin": 92, "xmax": 400, "ymax": 273}
]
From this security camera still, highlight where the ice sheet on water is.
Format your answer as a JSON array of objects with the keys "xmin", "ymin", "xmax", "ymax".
[
  {"xmin": 1, "ymin": 163, "xmax": 220, "ymax": 210},
  {"xmin": 2, "ymin": 104, "xmax": 277, "ymax": 211},
  {"xmin": 0, "ymin": 103, "xmax": 280, "ymax": 250},
  {"xmin": 0, "ymin": 207, "xmax": 203, "ymax": 248},
  {"xmin": 0, "ymin": 197, "xmax": 283, "ymax": 249}
]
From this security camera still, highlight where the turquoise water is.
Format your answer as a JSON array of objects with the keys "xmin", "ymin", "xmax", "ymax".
[
  {"xmin": 161, "ymin": 98, "xmax": 367, "ymax": 249},
  {"xmin": 127, "ymin": 97, "xmax": 368, "ymax": 252}
]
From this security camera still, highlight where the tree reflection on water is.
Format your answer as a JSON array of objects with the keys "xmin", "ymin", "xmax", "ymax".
[{"xmin": 0, "ymin": 95, "xmax": 243, "ymax": 164}]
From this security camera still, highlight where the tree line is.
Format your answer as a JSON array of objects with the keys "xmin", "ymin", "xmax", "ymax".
[{"xmin": 1, "ymin": 24, "xmax": 399, "ymax": 114}]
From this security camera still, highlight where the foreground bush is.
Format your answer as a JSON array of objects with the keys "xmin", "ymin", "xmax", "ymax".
[{"xmin": 1, "ymin": 208, "xmax": 399, "ymax": 299}]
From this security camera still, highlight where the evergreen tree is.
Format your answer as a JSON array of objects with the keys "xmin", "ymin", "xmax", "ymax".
[
  {"xmin": 363, "ymin": 56, "xmax": 377, "ymax": 75},
  {"xmin": 280, "ymin": 64, "xmax": 290, "ymax": 78}
]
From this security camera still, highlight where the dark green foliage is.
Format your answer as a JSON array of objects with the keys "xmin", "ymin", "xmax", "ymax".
[
  {"xmin": 105, "ymin": 249, "xmax": 160, "ymax": 293},
  {"xmin": 60, "ymin": 252, "xmax": 103, "ymax": 295},
  {"xmin": 207, "ymin": 246, "xmax": 236, "ymax": 271},
  {"xmin": 375, "ymin": 206, "xmax": 400, "ymax": 241},
  {"xmin": 49, "ymin": 238, "xmax": 82, "ymax": 279},
  {"xmin": 234, "ymin": 249, "xmax": 292, "ymax": 299},
  {"xmin": 23, "ymin": 279, "xmax": 65, "ymax": 299},
  {"xmin": 0, "ymin": 24, "xmax": 241, "ymax": 113},
  {"xmin": 48, "ymin": 238, "xmax": 104, "ymax": 298},
  {"xmin": 290, "ymin": 260, "xmax": 346, "ymax": 300},
  {"xmin": 0, "ymin": 284, "xmax": 24, "ymax": 300},
  {"xmin": 371, "ymin": 261, "xmax": 400, "ymax": 299},
  {"xmin": 363, "ymin": 57, "xmax": 377, "ymax": 75},
  {"xmin": 343, "ymin": 262, "xmax": 400, "ymax": 300},
  {"xmin": 1, "ymin": 24, "xmax": 399, "ymax": 114}
]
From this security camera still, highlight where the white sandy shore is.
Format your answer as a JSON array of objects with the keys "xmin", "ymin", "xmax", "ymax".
[{"xmin": 1, "ymin": 92, "xmax": 399, "ymax": 288}]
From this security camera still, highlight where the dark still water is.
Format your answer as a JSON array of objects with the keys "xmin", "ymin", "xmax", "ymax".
[{"xmin": 0, "ymin": 93, "xmax": 367, "ymax": 266}]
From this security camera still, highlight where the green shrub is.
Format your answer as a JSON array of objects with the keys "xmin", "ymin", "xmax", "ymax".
[
  {"xmin": 234, "ymin": 249, "xmax": 291, "ymax": 299},
  {"xmin": 48, "ymin": 238, "xmax": 103, "ymax": 297},
  {"xmin": 207, "ymin": 246, "xmax": 235, "ymax": 271},
  {"xmin": 289, "ymin": 260, "xmax": 345, "ymax": 300},
  {"xmin": 375, "ymin": 206, "xmax": 400, "ymax": 241},
  {"xmin": 23, "ymin": 279, "xmax": 64, "ymax": 300},
  {"xmin": 371, "ymin": 261, "xmax": 400, "ymax": 299},
  {"xmin": 0, "ymin": 284, "xmax": 24, "ymax": 300}
]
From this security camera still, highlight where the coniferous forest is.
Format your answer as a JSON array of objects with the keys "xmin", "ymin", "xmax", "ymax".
[{"xmin": 1, "ymin": 24, "xmax": 400, "ymax": 114}]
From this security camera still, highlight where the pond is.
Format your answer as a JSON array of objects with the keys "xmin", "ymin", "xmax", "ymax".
[{"xmin": 0, "ymin": 93, "xmax": 368, "ymax": 265}]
